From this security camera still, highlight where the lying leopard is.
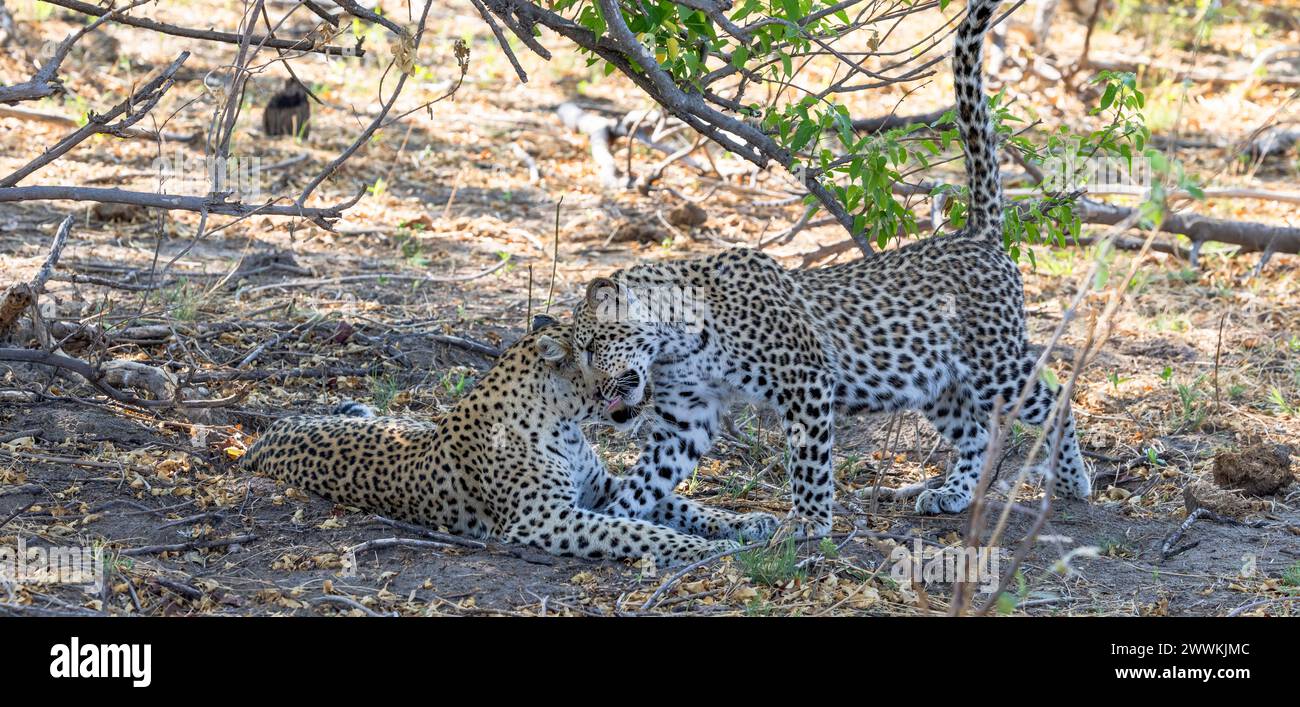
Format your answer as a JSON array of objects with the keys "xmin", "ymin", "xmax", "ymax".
[
  {"xmin": 561, "ymin": 0, "xmax": 1092, "ymax": 535},
  {"xmin": 243, "ymin": 318, "xmax": 775, "ymax": 565}
]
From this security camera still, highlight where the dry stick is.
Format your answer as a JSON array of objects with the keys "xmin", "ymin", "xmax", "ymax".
[
  {"xmin": 0, "ymin": 348, "xmax": 250, "ymax": 409},
  {"xmin": 0, "ymin": 105, "xmax": 195, "ymax": 142},
  {"xmin": 0, "ymin": 484, "xmax": 43, "ymax": 498},
  {"xmin": 40, "ymin": 0, "xmax": 364, "ymax": 56},
  {"xmin": 0, "ymin": 52, "xmax": 190, "ymax": 188},
  {"xmin": 0, "ymin": 185, "xmax": 366, "ymax": 229},
  {"xmin": 545, "ymin": 196, "xmax": 562, "ymax": 315},
  {"xmin": 953, "ymin": 205, "xmax": 1151, "ymax": 614},
  {"xmin": 1159, "ymin": 508, "xmax": 1211, "ymax": 561},
  {"xmin": 119, "ymin": 533, "xmax": 256, "ymax": 557},
  {"xmin": 470, "ymin": 0, "xmax": 530, "ymax": 82},
  {"xmin": 972, "ymin": 223, "xmax": 1162, "ymax": 616},
  {"xmin": 1227, "ymin": 596, "xmax": 1300, "ymax": 617},
  {"xmin": 312, "ymin": 595, "xmax": 387, "ymax": 617},
  {"xmin": 236, "ymin": 259, "xmax": 511, "ymax": 298},
  {"xmin": 0, "ymin": 500, "xmax": 37, "ymax": 531},
  {"xmin": 430, "ymin": 335, "xmax": 503, "ymax": 358},
  {"xmin": 1213, "ymin": 312, "xmax": 1228, "ymax": 413},
  {"xmin": 366, "ymin": 515, "xmax": 489, "ymax": 549},
  {"xmin": 0, "ymin": 428, "xmax": 41, "ymax": 444},
  {"xmin": 348, "ymin": 537, "xmax": 462, "ymax": 555}
]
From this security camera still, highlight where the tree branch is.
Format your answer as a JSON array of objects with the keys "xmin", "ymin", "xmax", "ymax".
[
  {"xmin": 0, "ymin": 185, "xmax": 367, "ymax": 229},
  {"xmin": 0, "ymin": 52, "xmax": 189, "ymax": 187},
  {"xmin": 39, "ymin": 0, "xmax": 365, "ymax": 57}
]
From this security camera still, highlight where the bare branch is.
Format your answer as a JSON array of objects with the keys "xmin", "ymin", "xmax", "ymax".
[
  {"xmin": 0, "ymin": 52, "xmax": 189, "ymax": 187},
  {"xmin": 39, "ymin": 0, "xmax": 365, "ymax": 56},
  {"xmin": 0, "ymin": 185, "xmax": 367, "ymax": 229}
]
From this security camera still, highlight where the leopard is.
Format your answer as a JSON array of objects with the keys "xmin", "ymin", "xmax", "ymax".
[
  {"xmin": 560, "ymin": 0, "xmax": 1092, "ymax": 536},
  {"xmin": 243, "ymin": 316, "xmax": 776, "ymax": 566}
]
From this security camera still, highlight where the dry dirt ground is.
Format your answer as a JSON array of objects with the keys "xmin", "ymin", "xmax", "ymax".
[{"xmin": 1, "ymin": 2, "xmax": 1298, "ymax": 616}]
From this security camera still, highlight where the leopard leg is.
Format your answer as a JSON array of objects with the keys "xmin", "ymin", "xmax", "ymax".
[
  {"xmin": 503, "ymin": 497, "xmax": 735, "ymax": 566},
  {"xmin": 602, "ymin": 379, "xmax": 723, "ymax": 520},
  {"xmin": 775, "ymin": 372, "xmax": 837, "ymax": 536},
  {"xmin": 1006, "ymin": 367, "xmax": 1092, "ymax": 501},
  {"xmin": 647, "ymin": 495, "xmax": 778, "ymax": 542},
  {"xmin": 916, "ymin": 384, "xmax": 990, "ymax": 515}
]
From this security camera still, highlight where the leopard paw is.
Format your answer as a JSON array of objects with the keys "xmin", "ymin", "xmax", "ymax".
[{"xmin": 914, "ymin": 488, "xmax": 972, "ymax": 515}]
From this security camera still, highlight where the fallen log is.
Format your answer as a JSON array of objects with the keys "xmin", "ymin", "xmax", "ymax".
[{"xmin": 1076, "ymin": 197, "xmax": 1300, "ymax": 256}]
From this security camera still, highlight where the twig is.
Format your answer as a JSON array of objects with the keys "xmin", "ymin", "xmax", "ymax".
[
  {"xmin": 312, "ymin": 594, "xmax": 387, "ymax": 617},
  {"xmin": 40, "ymin": 0, "xmax": 364, "ymax": 56},
  {"xmin": 120, "ymin": 533, "xmax": 256, "ymax": 557},
  {"xmin": 0, "ymin": 500, "xmax": 37, "ymax": 530},
  {"xmin": 430, "ymin": 334, "xmax": 503, "ymax": 358},
  {"xmin": 0, "ymin": 428, "xmax": 41, "ymax": 444},
  {"xmin": 1227, "ymin": 596, "xmax": 1300, "ymax": 617},
  {"xmin": 0, "ymin": 53, "xmax": 190, "ymax": 187},
  {"xmin": 366, "ymin": 515, "xmax": 489, "ymax": 549},
  {"xmin": 0, "ymin": 185, "xmax": 367, "ymax": 230},
  {"xmin": 237, "ymin": 260, "xmax": 511, "ymax": 298},
  {"xmin": 0, "ymin": 105, "xmax": 195, "ymax": 142},
  {"xmin": 0, "ymin": 0, "xmax": 148, "ymax": 104},
  {"xmin": 348, "ymin": 537, "xmax": 462, "ymax": 555}
]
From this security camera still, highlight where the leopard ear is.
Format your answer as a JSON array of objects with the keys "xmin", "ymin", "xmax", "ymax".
[
  {"xmin": 530, "ymin": 313, "xmax": 560, "ymax": 332},
  {"xmin": 534, "ymin": 334, "xmax": 570, "ymax": 364},
  {"xmin": 585, "ymin": 277, "xmax": 619, "ymax": 310}
]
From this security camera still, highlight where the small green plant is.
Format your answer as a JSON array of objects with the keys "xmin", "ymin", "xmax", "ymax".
[
  {"xmin": 395, "ymin": 229, "xmax": 430, "ymax": 268},
  {"xmin": 166, "ymin": 280, "xmax": 201, "ymax": 321},
  {"xmin": 1145, "ymin": 446, "xmax": 1166, "ymax": 468},
  {"xmin": 370, "ymin": 374, "xmax": 401, "ymax": 413},
  {"xmin": 1268, "ymin": 387, "xmax": 1296, "ymax": 416},
  {"xmin": 995, "ymin": 570, "xmax": 1030, "ymax": 615},
  {"xmin": 1281, "ymin": 562, "xmax": 1300, "ymax": 589},
  {"xmin": 441, "ymin": 370, "xmax": 473, "ymax": 397},
  {"xmin": 1107, "ymin": 371, "xmax": 1129, "ymax": 392},
  {"xmin": 818, "ymin": 537, "xmax": 839, "ymax": 560},
  {"xmin": 1174, "ymin": 380, "xmax": 1207, "ymax": 429},
  {"xmin": 1098, "ymin": 536, "xmax": 1135, "ymax": 558},
  {"xmin": 721, "ymin": 471, "xmax": 759, "ymax": 499},
  {"xmin": 737, "ymin": 537, "xmax": 805, "ymax": 587}
]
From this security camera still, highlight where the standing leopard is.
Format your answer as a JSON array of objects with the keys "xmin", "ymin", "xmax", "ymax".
[
  {"xmin": 561, "ymin": 0, "xmax": 1092, "ymax": 535},
  {"xmin": 243, "ymin": 318, "xmax": 775, "ymax": 566}
]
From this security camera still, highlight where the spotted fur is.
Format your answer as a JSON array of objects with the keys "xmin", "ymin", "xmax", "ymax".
[
  {"xmin": 563, "ymin": 0, "xmax": 1091, "ymax": 534},
  {"xmin": 244, "ymin": 324, "xmax": 775, "ymax": 566}
]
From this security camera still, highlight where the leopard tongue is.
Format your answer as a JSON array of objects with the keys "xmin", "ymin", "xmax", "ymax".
[{"xmin": 605, "ymin": 396, "xmax": 624, "ymax": 412}]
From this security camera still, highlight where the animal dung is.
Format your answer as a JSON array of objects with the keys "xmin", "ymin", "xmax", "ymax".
[{"xmin": 1212, "ymin": 442, "xmax": 1295, "ymax": 496}]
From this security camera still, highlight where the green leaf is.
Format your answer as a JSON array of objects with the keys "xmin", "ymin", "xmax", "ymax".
[
  {"xmin": 731, "ymin": 44, "xmax": 749, "ymax": 69},
  {"xmin": 790, "ymin": 120, "xmax": 819, "ymax": 152},
  {"xmin": 1099, "ymin": 83, "xmax": 1118, "ymax": 111}
]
